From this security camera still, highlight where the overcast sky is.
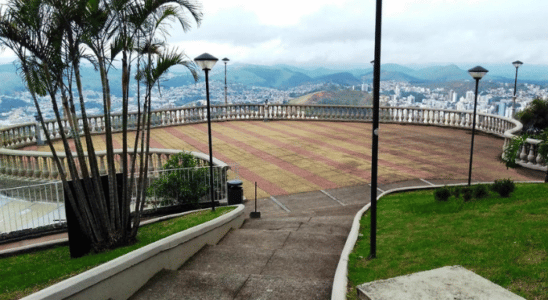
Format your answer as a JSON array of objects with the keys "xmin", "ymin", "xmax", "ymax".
[{"xmin": 0, "ymin": 0, "xmax": 546, "ymax": 68}]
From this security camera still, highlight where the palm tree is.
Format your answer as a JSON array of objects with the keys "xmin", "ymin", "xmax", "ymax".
[{"xmin": 0, "ymin": 0, "xmax": 202, "ymax": 254}]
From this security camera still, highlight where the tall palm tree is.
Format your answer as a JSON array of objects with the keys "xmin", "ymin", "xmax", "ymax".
[{"xmin": 0, "ymin": 0, "xmax": 202, "ymax": 253}]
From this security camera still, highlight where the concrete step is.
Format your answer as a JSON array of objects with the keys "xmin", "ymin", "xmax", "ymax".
[
  {"xmin": 180, "ymin": 245, "xmax": 274, "ymax": 275},
  {"xmin": 130, "ymin": 270, "xmax": 332, "ymax": 300},
  {"xmin": 241, "ymin": 215, "xmax": 353, "ymax": 235},
  {"xmin": 253, "ymin": 202, "xmax": 366, "ymax": 219},
  {"xmin": 218, "ymin": 229, "xmax": 348, "ymax": 255},
  {"xmin": 129, "ymin": 269, "xmax": 247, "ymax": 300},
  {"xmin": 180, "ymin": 246, "xmax": 340, "ymax": 281},
  {"xmin": 234, "ymin": 274, "xmax": 332, "ymax": 300}
]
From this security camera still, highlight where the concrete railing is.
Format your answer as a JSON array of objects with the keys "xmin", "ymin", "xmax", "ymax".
[
  {"xmin": 0, "ymin": 148, "xmax": 228, "ymax": 181},
  {"xmin": 1, "ymin": 104, "xmax": 543, "ymax": 172},
  {"xmin": 22, "ymin": 205, "xmax": 245, "ymax": 300}
]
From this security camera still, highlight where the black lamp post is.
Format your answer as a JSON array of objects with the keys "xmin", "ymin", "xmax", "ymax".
[
  {"xmin": 512, "ymin": 60, "xmax": 523, "ymax": 117},
  {"xmin": 194, "ymin": 53, "xmax": 218, "ymax": 211},
  {"xmin": 222, "ymin": 58, "xmax": 229, "ymax": 106},
  {"xmin": 370, "ymin": 0, "xmax": 382, "ymax": 259},
  {"xmin": 370, "ymin": 60, "xmax": 375, "ymax": 92},
  {"xmin": 467, "ymin": 66, "xmax": 489, "ymax": 186}
]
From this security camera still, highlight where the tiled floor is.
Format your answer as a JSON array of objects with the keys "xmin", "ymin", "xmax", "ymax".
[{"xmin": 27, "ymin": 121, "xmax": 544, "ymax": 200}]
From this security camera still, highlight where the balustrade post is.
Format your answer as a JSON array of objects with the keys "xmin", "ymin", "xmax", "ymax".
[{"xmin": 527, "ymin": 144, "xmax": 536, "ymax": 165}]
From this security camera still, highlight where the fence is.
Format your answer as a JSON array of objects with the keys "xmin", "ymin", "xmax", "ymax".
[{"xmin": 0, "ymin": 165, "xmax": 232, "ymax": 234}]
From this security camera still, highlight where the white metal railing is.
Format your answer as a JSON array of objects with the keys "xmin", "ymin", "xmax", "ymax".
[
  {"xmin": 0, "ymin": 181, "xmax": 64, "ymax": 234},
  {"xmin": 0, "ymin": 104, "xmax": 540, "ymax": 172},
  {"xmin": 0, "ymin": 165, "xmax": 231, "ymax": 234}
]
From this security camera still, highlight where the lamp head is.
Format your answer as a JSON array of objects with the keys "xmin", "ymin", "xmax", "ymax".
[
  {"xmin": 512, "ymin": 60, "xmax": 523, "ymax": 69},
  {"xmin": 222, "ymin": 57, "xmax": 230, "ymax": 64},
  {"xmin": 468, "ymin": 66, "xmax": 489, "ymax": 80},
  {"xmin": 194, "ymin": 53, "xmax": 218, "ymax": 71},
  {"xmin": 370, "ymin": 60, "xmax": 375, "ymax": 67}
]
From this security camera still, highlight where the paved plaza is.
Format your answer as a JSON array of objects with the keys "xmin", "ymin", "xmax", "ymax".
[
  {"xmin": 14, "ymin": 120, "xmax": 544, "ymax": 299},
  {"xmin": 27, "ymin": 121, "xmax": 545, "ymax": 200}
]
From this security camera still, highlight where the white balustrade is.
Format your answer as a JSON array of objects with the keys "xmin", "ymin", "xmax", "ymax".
[{"xmin": 0, "ymin": 104, "xmax": 542, "ymax": 173}]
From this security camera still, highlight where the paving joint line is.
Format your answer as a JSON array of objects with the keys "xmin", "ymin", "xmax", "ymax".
[
  {"xmin": 269, "ymin": 196, "xmax": 291, "ymax": 213},
  {"xmin": 320, "ymin": 190, "xmax": 346, "ymax": 206},
  {"xmin": 368, "ymin": 184, "xmax": 385, "ymax": 193},
  {"xmin": 420, "ymin": 178, "xmax": 436, "ymax": 186}
]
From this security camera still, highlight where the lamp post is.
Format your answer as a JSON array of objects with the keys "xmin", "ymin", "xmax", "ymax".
[
  {"xmin": 194, "ymin": 53, "xmax": 219, "ymax": 211},
  {"xmin": 467, "ymin": 66, "xmax": 489, "ymax": 186},
  {"xmin": 222, "ymin": 58, "xmax": 229, "ymax": 106},
  {"xmin": 370, "ymin": 60, "xmax": 375, "ymax": 92},
  {"xmin": 512, "ymin": 60, "xmax": 523, "ymax": 117},
  {"xmin": 370, "ymin": 0, "xmax": 382, "ymax": 259}
]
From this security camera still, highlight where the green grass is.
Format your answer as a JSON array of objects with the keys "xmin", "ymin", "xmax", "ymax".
[
  {"xmin": 0, "ymin": 206, "xmax": 235, "ymax": 300},
  {"xmin": 348, "ymin": 183, "xmax": 548, "ymax": 300}
]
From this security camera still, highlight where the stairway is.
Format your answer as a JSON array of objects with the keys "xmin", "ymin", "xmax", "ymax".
[{"xmin": 130, "ymin": 185, "xmax": 371, "ymax": 300}]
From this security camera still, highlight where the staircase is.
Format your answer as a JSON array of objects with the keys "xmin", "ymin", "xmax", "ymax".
[{"xmin": 130, "ymin": 186, "xmax": 371, "ymax": 300}]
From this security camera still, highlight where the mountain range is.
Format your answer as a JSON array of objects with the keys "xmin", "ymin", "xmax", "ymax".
[
  {"xmin": 194, "ymin": 62, "xmax": 548, "ymax": 88},
  {"xmin": 0, "ymin": 61, "xmax": 547, "ymax": 96}
]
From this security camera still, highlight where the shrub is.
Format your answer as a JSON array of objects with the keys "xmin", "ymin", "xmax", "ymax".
[
  {"xmin": 491, "ymin": 179, "xmax": 515, "ymax": 198},
  {"xmin": 451, "ymin": 186, "xmax": 461, "ymax": 198},
  {"xmin": 434, "ymin": 186, "xmax": 451, "ymax": 202},
  {"xmin": 147, "ymin": 152, "xmax": 209, "ymax": 206},
  {"xmin": 474, "ymin": 184, "xmax": 489, "ymax": 199},
  {"xmin": 462, "ymin": 187, "xmax": 473, "ymax": 202}
]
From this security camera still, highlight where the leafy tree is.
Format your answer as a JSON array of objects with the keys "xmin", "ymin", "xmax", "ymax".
[
  {"xmin": 0, "ymin": 0, "xmax": 202, "ymax": 252},
  {"xmin": 147, "ymin": 152, "xmax": 208, "ymax": 206},
  {"xmin": 515, "ymin": 98, "xmax": 548, "ymax": 133}
]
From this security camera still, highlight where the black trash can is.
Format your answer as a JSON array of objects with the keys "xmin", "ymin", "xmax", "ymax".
[{"xmin": 227, "ymin": 179, "xmax": 243, "ymax": 205}]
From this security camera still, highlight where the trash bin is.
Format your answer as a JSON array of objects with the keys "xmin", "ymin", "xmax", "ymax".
[{"xmin": 227, "ymin": 179, "xmax": 243, "ymax": 205}]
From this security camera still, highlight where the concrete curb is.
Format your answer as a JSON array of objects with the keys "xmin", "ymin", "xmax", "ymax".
[
  {"xmin": 0, "ymin": 207, "xmax": 216, "ymax": 258},
  {"xmin": 330, "ymin": 180, "xmax": 544, "ymax": 300},
  {"xmin": 22, "ymin": 204, "xmax": 245, "ymax": 300}
]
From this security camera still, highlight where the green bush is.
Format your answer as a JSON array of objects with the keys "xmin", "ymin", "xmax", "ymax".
[
  {"xmin": 462, "ymin": 187, "xmax": 473, "ymax": 202},
  {"xmin": 491, "ymin": 179, "xmax": 515, "ymax": 198},
  {"xmin": 451, "ymin": 186, "xmax": 461, "ymax": 198},
  {"xmin": 434, "ymin": 186, "xmax": 451, "ymax": 202},
  {"xmin": 474, "ymin": 184, "xmax": 489, "ymax": 199},
  {"xmin": 147, "ymin": 152, "xmax": 209, "ymax": 206},
  {"xmin": 515, "ymin": 98, "xmax": 548, "ymax": 132}
]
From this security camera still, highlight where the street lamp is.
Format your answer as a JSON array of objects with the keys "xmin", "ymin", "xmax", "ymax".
[
  {"xmin": 467, "ymin": 66, "xmax": 489, "ymax": 186},
  {"xmin": 512, "ymin": 60, "xmax": 523, "ymax": 117},
  {"xmin": 370, "ymin": 60, "xmax": 375, "ymax": 92},
  {"xmin": 222, "ymin": 58, "xmax": 229, "ymax": 106},
  {"xmin": 194, "ymin": 53, "xmax": 219, "ymax": 211},
  {"xmin": 370, "ymin": 0, "xmax": 382, "ymax": 259}
]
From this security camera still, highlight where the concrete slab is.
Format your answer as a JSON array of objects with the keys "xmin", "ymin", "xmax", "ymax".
[
  {"xmin": 323, "ymin": 185, "xmax": 371, "ymax": 205},
  {"xmin": 240, "ymin": 218, "xmax": 305, "ymax": 231},
  {"xmin": 275, "ymin": 191, "xmax": 336, "ymax": 211},
  {"xmin": 218, "ymin": 229, "xmax": 290, "ymax": 250},
  {"xmin": 378, "ymin": 179, "xmax": 430, "ymax": 191},
  {"xmin": 282, "ymin": 231, "xmax": 347, "ymax": 255},
  {"xmin": 261, "ymin": 249, "xmax": 339, "ymax": 280},
  {"xmin": 129, "ymin": 270, "xmax": 249, "ymax": 300},
  {"xmin": 244, "ymin": 197, "xmax": 285, "ymax": 216},
  {"xmin": 356, "ymin": 265, "xmax": 525, "ymax": 300},
  {"xmin": 180, "ymin": 246, "xmax": 274, "ymax": 275},
  {"xmin": 234, "ymin": 274, "xmax": 332, "ymax": 300}
]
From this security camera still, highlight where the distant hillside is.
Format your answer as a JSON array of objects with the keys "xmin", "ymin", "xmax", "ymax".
[
  {"xmin": 290, "ymin": 89, "xmax": 372, "ymax": 106},
  {"xmin": 0, "ymin": 61, "xmax": 547, "ymax": 97}
]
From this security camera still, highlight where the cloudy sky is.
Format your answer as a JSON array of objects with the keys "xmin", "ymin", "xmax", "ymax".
[
  {"xmin": 170, "ymin": 0, "xmax": 548, "ymax": 67},
  {"xmin": 0, "ymin": 0, "xmax": 546, "ymax": 68}
]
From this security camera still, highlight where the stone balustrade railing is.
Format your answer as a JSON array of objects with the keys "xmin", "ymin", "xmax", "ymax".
[
  {"xmin": 0, "ymin": 148, "xmax": 228, "ymax": 181},
  {"xmin": 0, "ymin": 104, "xmax": 544, "ymax": 173}
]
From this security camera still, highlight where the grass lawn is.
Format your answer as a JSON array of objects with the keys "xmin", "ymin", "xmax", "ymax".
[
  {"xmin": 348, "ymin": 183, "xmax": 548, "ymax": 300},
  {"xmin": 0, "ymin": 206, "xmax": 234, "ymax": 300}
]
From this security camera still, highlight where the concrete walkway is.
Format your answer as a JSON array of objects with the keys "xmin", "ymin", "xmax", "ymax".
[{"xmin": 129, "ymin": 179, "xmax": 449, "ymax": 300}]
